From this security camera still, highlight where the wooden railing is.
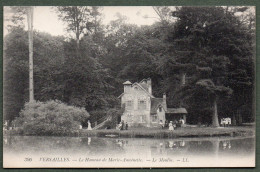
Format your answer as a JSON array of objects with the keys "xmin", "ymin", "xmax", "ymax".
[{"xmin": 92, "ymin": 114, "xmax": 112, "ymax": 130}]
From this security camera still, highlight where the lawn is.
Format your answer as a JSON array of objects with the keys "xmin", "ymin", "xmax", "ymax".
[{"xmin": 79, "ymin": 126, "xmax": 255, "ymax": 138}]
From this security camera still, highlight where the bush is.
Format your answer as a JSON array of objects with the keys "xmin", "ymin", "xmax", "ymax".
[{"xmin": 13, "ymin": 100, "xmax": 90, "ymax": 136}]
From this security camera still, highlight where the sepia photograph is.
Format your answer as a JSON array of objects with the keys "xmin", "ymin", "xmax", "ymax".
[{"xmin": 3, "ymin": 5, "xmax": 256, "ymax": 168}]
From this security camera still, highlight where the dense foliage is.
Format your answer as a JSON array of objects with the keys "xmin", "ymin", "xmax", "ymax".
[
  {"xmin": 13, "ymin": 100, "xmax": 90, "ymax": 135},
  {"xmin": 4, "ymin": 6, "xmax": 255, "ymax": 127},
  {"xmin": 168, "ymin": 7, "xmax": 254, "ymax": 125}
]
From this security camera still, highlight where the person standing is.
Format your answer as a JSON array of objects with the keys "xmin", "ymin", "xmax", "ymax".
[
  {"xmin": 121, "ymin": 120, "xmax": 124, "ymax": 130},
  {"xmin": 87, "ymin": 120, "xmax": 92, "ymax": 130},
  {"xmin": 169, "ymin": 121, "xmax": 174, "ymax": 131},
  {"xmin": 125, "ymin": 122, "xmax": 128, "ymax": 130},
  {"xmin": 165, "ymin": 120, "xmax": 168, "ymax": 129},
  {"xmin": 117, "ymin": 122, "xmax": 122, "ymax": 130},
  {"xmin": 173, "ymin": 120, "xmax": 177, "ymax": 129}
]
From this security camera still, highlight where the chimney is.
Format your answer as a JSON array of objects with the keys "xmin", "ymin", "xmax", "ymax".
[
  {"xmin": 163, "ymin": 93, "xmax": 167, "ymax": 109},
  {"xmin": 123, "ymin": 81, "xmax": 132, "ymax": 93},
  {"xmin": 147, "ymin": 78, "xmax": 152, "ymax": 94}
]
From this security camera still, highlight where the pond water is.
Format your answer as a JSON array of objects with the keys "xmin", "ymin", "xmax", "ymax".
[{"xmin": 3, "ymin": 136, "xmax": 255, "ymax": 168}]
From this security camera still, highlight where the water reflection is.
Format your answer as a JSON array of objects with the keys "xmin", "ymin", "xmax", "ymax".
[
  {"xmin": 222, "ymin": 140, "xmax": 231, "ymax": 149},
  {"xmin": 3, "ymin": 136, "xmax": 254, "ymax": 159},
  {"xmin": 88, "ymin": 137, "xmax": 91, "ymax": 145}
]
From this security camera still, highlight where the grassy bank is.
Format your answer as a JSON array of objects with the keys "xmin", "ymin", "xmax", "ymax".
[
  {"xmin": 4, "ymin": 126, "xmax": 254, "ymax": 138},
  {"xmin": 78, "ymin": 126, "xmax": 255, "ymax": 139}
]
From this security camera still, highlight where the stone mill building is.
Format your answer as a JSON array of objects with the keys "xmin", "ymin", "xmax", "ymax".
[{"xmin": 118, "ymin": 78, "xmax": 187, "ymax": 127}]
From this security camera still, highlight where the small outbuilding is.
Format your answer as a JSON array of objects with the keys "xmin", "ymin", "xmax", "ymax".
[{"xmin": 165, "ymin": 108, "xmax": 188, "ymax": 124}]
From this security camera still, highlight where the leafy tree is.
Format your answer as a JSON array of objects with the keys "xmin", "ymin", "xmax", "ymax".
[
  {"xmin": 196, "ymin": 80, "xmax": 232, "ymax": 127},
  {"xmin": 60, "ymin": 35, "xmax": 117, "ymax": 111},
  {"xmin": 151, "ymin": 6, "xmax": 176, "ymax": 25},
  {"xmin": 55, "ymin": 6, "xmax": 102, "ymax": 53},
  {"xmin": 3, "ymin": 28, "xmax": 65, "ymax": 121},
  {"xmin": 166, "ymin": 7, "xmax": 254, "ymax": 125},
  {"xmin": 4, "ymin": 28, "xmax": 29, "ymax": 122},
  {"xmin": 4, "ymin": 6, "xmax": 27, "ymax": 31}
]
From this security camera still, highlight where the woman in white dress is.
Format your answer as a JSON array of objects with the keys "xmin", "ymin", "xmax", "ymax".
[
  {"xmin": 87, "ymin": 120, "xmax": 92, "ymax": 130},
  {"xmin": 169, "ymin": 121, "xmax": 174, "ymax": 131}
]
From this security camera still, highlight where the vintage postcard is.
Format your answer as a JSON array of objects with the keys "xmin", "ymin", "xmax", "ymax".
[{"xmin": 3, "ymin": 5, "xmax": 256, "ymax": 168}]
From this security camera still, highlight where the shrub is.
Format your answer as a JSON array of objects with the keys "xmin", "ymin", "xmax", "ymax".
[{"xmin": 13, "ymin": 100, "xmax": 90, "ymax": 136}]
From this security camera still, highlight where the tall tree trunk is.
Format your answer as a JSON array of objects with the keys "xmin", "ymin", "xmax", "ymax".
[
  {"xmin": 76, "ymin": 34, "xmax": 80, "ymax": 56},
  {"xmin": 237, "ymin": 109, "xmax": 242, "ymax": 125},
  {"xmin": 179, "ymin": 72, "xmax": 186, "ymax": 108},
  {"xmin": 198, "ymin": 115, "xmax": 202, "ymax": 126},
  {"xmin": 181, "ymin": 72, "xmax": 186, "ymax": 86},
  {"xmin": 232, "ymin": 112, "xmax": 237, "ymax": 126},
  {"xmin": 75, "ymin": 6, "xmax": 80, "ymax": 57},
  {"xmin": 27, "ymin": 7, "xmax": 34, "ymax": 102},
  {"xmin": 212, "ymin": 98, "xmax": 220, "ymax": 127}
]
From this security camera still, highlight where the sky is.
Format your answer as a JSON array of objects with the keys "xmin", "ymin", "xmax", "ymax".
[
  {"xmin": 4, "ymin": 6, "xmax": 159, "ymax": 36},
  {"xmin": 4, "ymin": 6, "xmax": 255, "ymax": 37}
]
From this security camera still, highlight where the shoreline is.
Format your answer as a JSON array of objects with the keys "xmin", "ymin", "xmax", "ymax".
[
  {"xmin": 4, "ymin": 126, "xmax": 255, "ymax": 139},
  {"xmin": 79, "ymin": 126, "xmax": 255, "ymax": 138}
]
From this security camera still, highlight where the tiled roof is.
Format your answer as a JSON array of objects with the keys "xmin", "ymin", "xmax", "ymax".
[
  {"xmin": 138, "ymin": 78, "xmax": 151, "ymax": 92},
  {"xmin": 151, "ymin": 98, "xmax": 167, "ymax": 113},
  {"xmin": 132, "ymin": 83, "xmax": 154, "ymax": 98},
  {"xmin": 166, "ymin": 108, "xmax": 187, "ymax": 114},
  {"xmin": 139, "ymin": 82, "xmax": 149, "ymax": 92}
]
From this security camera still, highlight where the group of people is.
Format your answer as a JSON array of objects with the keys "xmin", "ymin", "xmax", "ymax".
[
  {"xmin": 115, "ymin": 119, "xmax": 184, "ymax": 131},
  {"xmin": 116, "ymin": 120, "xmax": 128, "ymax": 130},
  {"xmin": 220, "ymin": 118, "xmax": 231, "ymax": 127},
  {"xmin": 160, "ymin": 118, "xmax": 185, "ymax": 131}
]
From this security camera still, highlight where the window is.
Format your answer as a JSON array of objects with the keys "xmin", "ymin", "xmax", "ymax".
[
  {"xmin": 126, "ymin": 100, "xmax": 133, "ymax": 110},
  {"xmin": 159, "ymin": 106, "xmax": 162, "ymax": 112},
  {"xmin": 151, "ymin": 114, "xmax": 158, "ymax": 123},
  {"xmin": 134, "ymin": 87, "xmax": 138, "ymax": 90},
  {"xmin": 138, "ymin": 100, "xmax": 146, "ymax": 110}
]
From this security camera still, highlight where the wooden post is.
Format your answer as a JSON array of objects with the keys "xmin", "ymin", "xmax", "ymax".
[{"xmin": 27, "ymin": 7, "xmax": 34, "ymax": 102}]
